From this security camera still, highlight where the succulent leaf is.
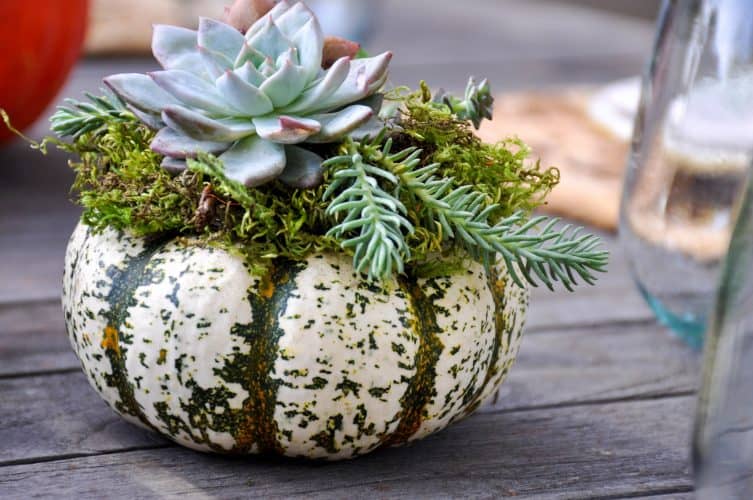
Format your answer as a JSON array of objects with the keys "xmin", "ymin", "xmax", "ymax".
[
  {"xmin": 275, "ymin": 2, "xmax": 314, "ymax": 38},
  {"xmin": 306, "ymin": 105, "xmax": 373, "ymax": 143},
  {"xmin": 259, "ymin": 58, "xmax": 308, "ymax": 107},
  {"xmin": 281, "ymin": 56, "xmax": 350, "ymax": 114},
  {"xmin": 162, "ymin": 105, "xmax": 256, "ymax": 142},
  {"xmin": 152, "ymin": 25, "xmax": 203, "ymax": 72},
  {"xmin": 161, "ymin": 156, "xmax": 188, "ymax": 173},
  {"xmin": 198, "ymin": 46, "xmax": 234, "ymax": 80},
  {"xmin": 247, "ymin": 17, "xmax": 294, "ymax": 62},
  {"xmin": 104, "ymin": 73, "xmax": 181, "ymax": 114},
  {"xmin": 245, "ymin": 0, "xmax": 292, "ymax": 38},
  {"xmin": 128, "ymin": 106, "xmax": 164, "ymax": 130},
  {"xmin": 279, "ymin": 145, "xmax": 324, "ymax": 188},
  {"xmin": 219, "ymin": 135, "xmax": 286, "ymax": 186},
  {"xmin": 151, "ymin": 127, "xmax": 231, "ymax": 158},
  {"xmin": 197, "ymin": 17, "xmax": 246, "ymax": 63},
  {"xmin": 150, "ymin": 70, "xmax": 235, "ymax": 115},
  {"xmin": 253, "ymin": 115, "xmax": 320, "ymax": 143},
  {"xmin": 313, "ymin": 52, "xmax": 391, "ymax": 112},
  {"xmin": 215, "ymin": 70, "xmax": 274, "ymax": 115},
  {"xmin": 291, "ymin": 18, "xmax": 324, "ymax": 82},
  {"xmin": 104, "ymin": 1, "xmax": 391, "ymax": 188}
]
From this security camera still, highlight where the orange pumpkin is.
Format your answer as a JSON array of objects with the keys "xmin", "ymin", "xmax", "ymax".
[{"xmin": 0, "ymin": 0, "xmax": 88, "ymax": 142}]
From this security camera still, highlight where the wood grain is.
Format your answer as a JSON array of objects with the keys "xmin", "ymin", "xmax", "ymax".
[
  {"xmin": 0, "ymin": 318, "xmax": 698, "ymax": 465},
  {"xmin": 0, "ymin": 396, "xmax": 693, "ymax": 499}
]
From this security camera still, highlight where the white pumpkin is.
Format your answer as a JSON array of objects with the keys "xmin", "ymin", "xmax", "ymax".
[{"xmin": 62, "ymin": 221, "xmax": 528, "ymax": 460}]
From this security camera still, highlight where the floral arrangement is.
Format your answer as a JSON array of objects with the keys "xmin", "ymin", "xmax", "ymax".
[{"xmin": 18, "ymin": 0, "xmax": 606, "ymax": 290}]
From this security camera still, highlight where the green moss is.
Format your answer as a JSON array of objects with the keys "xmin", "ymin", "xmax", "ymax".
[
  {"xmin": 396, "ymin": 83, "xmax": 559, "ymax": 222},
  {"xmin": 47, "ymin": 83, "xmax": 562, "ymax": 279},
  {"xmin": 68, "ymin": 120, "xmax": 200, "ymax": 236}
]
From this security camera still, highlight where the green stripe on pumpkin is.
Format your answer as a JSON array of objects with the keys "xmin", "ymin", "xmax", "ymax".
[
  {"xmin": 224, "ymin": 258, "xmax": 305, "ymax": 454},
  {"xmin": 383, "ymin": 275, "xmax": 445, "ymax": 446},
  {"xmin": 463, "ymin": 265, "xmax": 509, "ymax": 415},
  {"xmin": 100, "ymin": 234, "xmax": 172, "ymax": 431}
]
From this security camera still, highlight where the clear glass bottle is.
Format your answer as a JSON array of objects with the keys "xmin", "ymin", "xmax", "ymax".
[
  {"xmin": 693, "ymin": 162, "xmax": 753, "ymax": 498},
  {"xmin": 619, "ymin": 0, "xmax": 753, "ymax": 347}
]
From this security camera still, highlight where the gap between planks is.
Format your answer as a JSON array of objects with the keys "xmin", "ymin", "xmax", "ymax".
[
  {"xmin": 0, "ymin": 395, "xmax": 694, "ymax": 499},
  {"xmin": 0, "ymin": 391, "xmax": 696, "ymax": 470}
]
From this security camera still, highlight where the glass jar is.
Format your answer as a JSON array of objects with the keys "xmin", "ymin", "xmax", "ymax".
[{"xmin": 619, "ymin": 0, "xmax": 753, "ymax": 347}]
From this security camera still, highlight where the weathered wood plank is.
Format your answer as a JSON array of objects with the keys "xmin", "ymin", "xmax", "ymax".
[
  {"xmin": 0, "ymin": 396, "xmax": 693, "ymax": 499},
  {"xmin": 485, "ymin": 321, "xmax": 698, "ymax": 412},
  {"xmin": 0, "ymin": 371, "xmax": 167, "ymax": 464},
  {"xmin": 528, "ymin": 228, "xmax": 654, "ymax": 331},
  {"xmin": 0, "ymin": 300, "xmax": 77, "ymax": 377},
  {"xmin": 0, "ymin": 319, "xmax": 698, "ymax": 464}
]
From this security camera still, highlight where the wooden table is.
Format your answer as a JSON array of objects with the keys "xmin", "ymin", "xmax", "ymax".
[{"xmin": 0, "ymin": 1, "xmax": 701, "ymax": 498}]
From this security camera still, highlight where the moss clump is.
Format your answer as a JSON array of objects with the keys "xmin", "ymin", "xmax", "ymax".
[
  {"xmin": 51, "ymin": 83, "xmax": 560, "ymax": 277},
  {"xmin": 68, "ymin": 121, "xmax": 200, "ymax": 236},
  {"xmin": 397, "ymin": 83, "xmax": 559, "ymax": 221}
]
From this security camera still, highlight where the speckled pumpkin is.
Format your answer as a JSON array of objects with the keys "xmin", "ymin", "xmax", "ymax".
[{"xmin": 62, "ymin": 221, "xmax": 528, "ymax": 460}]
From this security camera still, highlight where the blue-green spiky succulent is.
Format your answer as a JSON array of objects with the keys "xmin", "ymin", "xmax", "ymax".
[{"xmin": 104, "ymin": 0, "xmax": 391, "ymax": 188}]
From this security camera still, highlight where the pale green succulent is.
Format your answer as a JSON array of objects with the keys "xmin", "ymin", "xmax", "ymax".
[
  {"xmin": 104, "ymin": 0, "xmax": 391, "ymax": 188},
  {"xmin": 434, "ymin": 77, "xmax": 493, "ymax": 129}
]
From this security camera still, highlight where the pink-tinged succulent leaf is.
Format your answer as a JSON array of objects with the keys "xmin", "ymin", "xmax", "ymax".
[
  {"xmin": 198, "ymin": 45, "xmax": 234, "ymax": 81},
  {"xmin": 305, "ymin": 104, "xmax": 373, "ymax": 143},
  {"xmin": 234, "ymin": 60, "xmax": 266, "ymax": 87},
  {"xmin": 276, "ymin": 45, "xmax": 300, "ymax": 67},
  {"xmin": 275, "ymin": 2, "xmax": 314, "ymax": 39},
  {"xmin": 258, "ymin": 56, "xmax": 277, "ymax": 78},
  {"xmin": 160, "ymin": 156, "xmax": 188, "ymax": 174},
  {"xmin": 222, "ymin": 0, "xmax": 276, "ymax": 34},
  {"xmin": 322, "ymin": 36, "xmax": 360, "ymax": 69},
  {"xmin": 259, "ymin": 58, "xmax": 308, "ymax": 108},
  {"xmin": 252, "ymin": 115, "xmax": 320, "ymax": 144},
  {"xmin": 150, "ymin": 70, "xmax": 234, "ymax": 115},
  {"xmin": 104, "ymin": 73, "xmax": 181, "ymax": 114},
  {"xmin": 152, "ymin": 25, "xmax": 202, "ymax": 72},
  {"xmin": 280, "ymin": 56, "xmax": 350, "ymax": 114},
  {"xmin": 312, "ymin": 51, "xmax": 391, "ymax": 112},
  {"xmin": 246, "ymin": 16, "xmax": 295, "ymax": 62},
  {"xmin": 197, "ymin": 17, "xmax": 245, "ymax": 63},
  {"xmin": 234, "ymin": 42, "xmax": 266, "ymax": 69},
  {"xmin": 216, "ymin": 70, "xmax": 274, "ymax": 116},
  {"xmin": 127, "ymin": 105, "xmax": 164, "ymax": 129},
  {"xmin": 151, "ymin": 128, "xmax": 231, "ymax": 158},
  {"xmin": 162, "ymin": 105, "xmax": 256, "ymax": 141},
  {"xmin": 292, "ymin": 17, "xmax": 324, "ymax": 83},
  {"xmin": 219, "ymin": 135, "xmax": 286, "ymax": 186},
  {"xmin": 279, "ymin": 145, "xmax": 324, "ymax": 188},
  {"xmin": 245, "ymin": 1, "xmax": 292, "ymax": 38}
]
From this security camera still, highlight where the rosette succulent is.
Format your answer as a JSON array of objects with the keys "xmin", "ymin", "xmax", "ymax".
[{"xmin": 104, "ymin": 0, "xmax": 391, "ymax": 188}]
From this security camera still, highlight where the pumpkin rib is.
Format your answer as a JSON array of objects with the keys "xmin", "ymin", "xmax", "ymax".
[
  {"xmin": 228, "ymin": 258, "xmax": 306, "ymax": 454},
  {"xmin": 382, "ymin": 275, "xmax": 445, "ymax": 446},
  {"xmin": 461, "ymin": 265, "xmax": 509, "ymax": 416},
  {"xmin": 99, "ymin": 234, "xmax": 174, "ymax": 431}
]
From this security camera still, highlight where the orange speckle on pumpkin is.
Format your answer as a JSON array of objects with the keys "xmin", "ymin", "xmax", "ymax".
[
  {"xmin": 101, "ymin": 326, "xmax": 120, "ymax": 356},
  {"xmin": 259, "ymin": 278, "xmax": 275, "ymax": 299},
  {"xmin": 157, "ymin": 349, "xmax": 167, "ymax": 365}
]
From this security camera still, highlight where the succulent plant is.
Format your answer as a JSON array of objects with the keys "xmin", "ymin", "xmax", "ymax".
[
  {"xmin": 435, "ymin": 77, "xmax": 494, "ymax": 129},
  {"xmin": 104, "ymin": 0, "xmax": 391, "ymax": 188}
]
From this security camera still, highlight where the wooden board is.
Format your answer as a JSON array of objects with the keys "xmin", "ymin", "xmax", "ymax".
[{"xmin": 0, "ymin": 397, "xmax": 694, "ymax": 499}]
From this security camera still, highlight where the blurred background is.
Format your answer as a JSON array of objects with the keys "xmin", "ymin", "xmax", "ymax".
[{"xmin": 2, "ymin": 0, "xmax": 661, "ymax": 302}]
